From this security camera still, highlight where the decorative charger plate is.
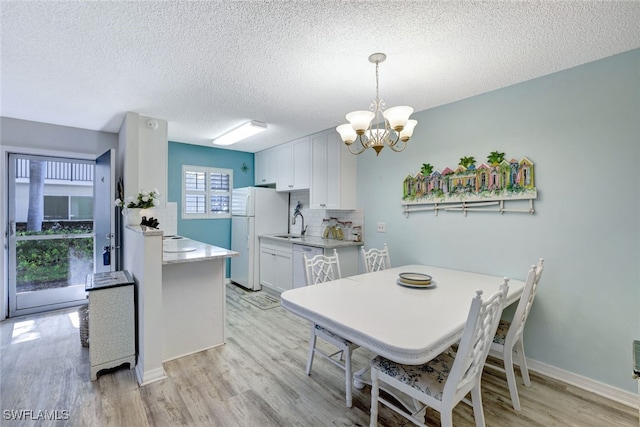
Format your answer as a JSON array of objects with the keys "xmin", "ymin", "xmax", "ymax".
[
  {"xmin": 396, "ymin": 279, "xmax": 436, "ymax": 289},
  {"xmin": 398, "ymin": 272, "xmax": 432, "ymax": 285}
]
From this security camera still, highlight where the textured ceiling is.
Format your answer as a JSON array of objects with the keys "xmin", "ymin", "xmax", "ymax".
[{"xmin": 2, "ymin": 1, "xmax": 639, "ymax": 153}]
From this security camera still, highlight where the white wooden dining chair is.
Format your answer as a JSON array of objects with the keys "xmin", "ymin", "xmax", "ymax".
[
  {"xmin": 370, "ymin": 279, "xmax": 510, "ymax": 427},
  {"xmin": 485, "ymin": 258, "xmax": 544, "ymax": 411},
  {"xmin": 303, "ymin": 249, "xmax": 359, "ymax": 408},
  {"xmin": 361, "ymin": 243, "xmax": 391, "ymax": 273}
]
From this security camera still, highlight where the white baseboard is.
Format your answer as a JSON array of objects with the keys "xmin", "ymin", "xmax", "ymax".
[
  {"xmin": 136, "ymin": 365, "xmax": 167, "ymax": 387},
  {"xmin": 527, "ymin": 358, "xmax": 638, "ymax": 409}
]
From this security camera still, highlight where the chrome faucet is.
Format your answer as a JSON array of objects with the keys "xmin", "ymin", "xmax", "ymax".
[{"xmin": 292, "ymin": 201, "xmax": 307, "ymax": 236}]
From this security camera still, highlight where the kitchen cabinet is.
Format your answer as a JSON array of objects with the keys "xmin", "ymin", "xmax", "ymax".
[
  {"xmin": 276, "ymin": 136, "xmax": 310, "ymax": 192},
  {"xmin": 255, "ymin": 148, "xmax": 276, "ymax": 186},
  {"xmin": 260, "ymin": 240, "xmax": 293, "ymax": 293},
  {"xmin": 310, "ymin": 129, "xmax": 357, "ymax": 210},
  {"xmin": 86, "ymin": 271, "xmax": 136, "ymax": 381},
  {"xmin": 261, "ymin": 235, "xmax": 363, "ymax": 291}
]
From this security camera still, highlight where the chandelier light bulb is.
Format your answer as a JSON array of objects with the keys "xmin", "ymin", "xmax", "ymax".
[
  {"xmin": 399, "ymin": 119, "xmax": 418, "ymax": 142},
  {"xmin": 346, "ymin": 110, "xmax": 375, "ymax": 134},
  {"xmin": 336, "ymin": 124, "xmax": 357, "ymax": 145},
  {"xmin": 383, "ymin": 106, "xmax": 413, "ymax": 131}
]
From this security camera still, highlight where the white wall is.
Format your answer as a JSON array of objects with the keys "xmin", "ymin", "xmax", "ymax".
[
  {"xmin": 356, "ymin": 49, "xmax": 640, "ymax": 394},
  {"xmin": 0, "ymin": 117, "xmax": 118, "ymax": 320},
  {"xmin": 117, "ymin": 112, "xmax": 168, "ymax": 209}
]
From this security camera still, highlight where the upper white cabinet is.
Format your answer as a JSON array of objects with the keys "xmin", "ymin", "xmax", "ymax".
[
  {"xmin": 276, "ymin": 136, "xmax": 310, "ymax": 192},
  {"xmin": 255, "ymin": 148, "xmax": 276, "ymax": 186},
  {"xmin": 310, "ymin": 129, "xmax": 357, "ymax": 210}
]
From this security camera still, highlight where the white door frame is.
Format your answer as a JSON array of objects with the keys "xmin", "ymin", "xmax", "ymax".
[
  {"xmin": 7, "ymin": 153, "xmax": 95, "ymax": 317},
  {"xmin": 1, "ymin": 146, "xmax": 97, "ymax": 319},
  {"xmin": 0, "ymin": 142, "xmax": 114, "ymax": 321}
]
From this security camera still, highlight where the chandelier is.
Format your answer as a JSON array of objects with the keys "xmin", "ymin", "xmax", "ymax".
[{"xmin": 336, "ymin": 53, "xmax": 417, "ymax": 156}]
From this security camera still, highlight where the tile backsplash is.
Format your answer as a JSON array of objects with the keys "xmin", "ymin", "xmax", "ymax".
[
  {"xmin": 151, "ymin": 194, "xmax": 360, "ymax": 241},
  {"xmin": 151, "ymin": 202, "xmax": 178, "ymax": 235},
  {"xmin": 287, "ymin": 189, "xmax": 364, "ymax": 241}
]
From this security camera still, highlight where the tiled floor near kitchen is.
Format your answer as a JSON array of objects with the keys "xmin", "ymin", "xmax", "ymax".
[{"xmin": 1, "ymin": 284, "xmax": 637, "ymax": 426}]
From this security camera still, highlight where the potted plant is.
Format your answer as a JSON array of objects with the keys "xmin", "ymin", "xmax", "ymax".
[{"xmin": 115, "ymin": 189, "xmax": 160, "ymax": 225}]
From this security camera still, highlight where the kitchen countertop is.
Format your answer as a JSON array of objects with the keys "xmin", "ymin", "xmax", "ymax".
[
  {"xmin": 126, "ymin": 224, "xmax": 164, "ymax": 236},
  {"xmin": 163, "ymin": 237, "xmax": 238, "ymax": 265},
  {"xmin": 260, "ymin": 234, "xmax": 364, "ymax": 249}
]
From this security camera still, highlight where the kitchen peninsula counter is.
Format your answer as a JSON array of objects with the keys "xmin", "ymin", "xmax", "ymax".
[
  {"xmin": 162, "ymin": 237, "xmax": 237, "ymax": 363},
  {"xmin": 123, "ymin": 226, "xmax": 237, "ymax": 385},
  {"xmin": 162, "ymin": 237, "xmax": 237, "ymax": 264}
]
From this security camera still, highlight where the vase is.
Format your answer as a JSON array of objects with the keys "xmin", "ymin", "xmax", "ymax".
[{"xmin": 123, "ymin": 208, "xmax": 142, "ymax": 226}]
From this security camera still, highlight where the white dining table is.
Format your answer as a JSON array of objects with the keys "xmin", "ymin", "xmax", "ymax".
[{"xmin": 281, "ymin": 264, "xmax": 525, "ymax": 367}]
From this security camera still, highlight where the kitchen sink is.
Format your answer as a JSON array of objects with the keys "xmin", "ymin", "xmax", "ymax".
[{"xmin": 273, "ymin": 234, "xmax": 302, "ymax": 239}]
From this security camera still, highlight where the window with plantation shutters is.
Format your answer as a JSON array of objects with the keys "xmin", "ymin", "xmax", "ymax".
[
  {"xmin": 209, "ymin": 171, "xmax": 230, "ymax": 215},
  {"xmin": 182, "ymin": 166, "xmax": 233, "ymax": 219}
]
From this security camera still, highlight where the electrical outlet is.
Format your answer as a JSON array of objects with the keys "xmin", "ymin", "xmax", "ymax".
[{"xmin": 377, "ymin": 222, "xmax": 386, "ymax": 233}]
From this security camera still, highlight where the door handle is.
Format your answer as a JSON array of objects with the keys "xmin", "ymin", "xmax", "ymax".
[{"xmin": 246, "ymin": 217, "xmax": 251, "ymax": 250}]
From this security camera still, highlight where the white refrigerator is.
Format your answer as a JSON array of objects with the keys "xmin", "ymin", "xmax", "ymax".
[{"xmin": 230, "ymin": 187, "xmax": 288, "ymax": 290}]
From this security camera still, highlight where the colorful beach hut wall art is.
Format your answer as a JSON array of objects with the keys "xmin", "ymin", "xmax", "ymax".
[{"xmin": 401, "ymin": 152, "xmax": 538, "ymax": 216}]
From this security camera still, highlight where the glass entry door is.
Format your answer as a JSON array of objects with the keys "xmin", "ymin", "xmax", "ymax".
[{"xmin": 7, "ymin": 154, "xmax": 95, "ymax": 317}]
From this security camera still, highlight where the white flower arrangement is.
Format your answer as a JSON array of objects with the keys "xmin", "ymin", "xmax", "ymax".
[{"xmin": 115, "ymin": 189, "xmax": 160, "ymax": 209}]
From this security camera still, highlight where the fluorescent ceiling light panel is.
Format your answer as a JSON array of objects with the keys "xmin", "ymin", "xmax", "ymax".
[{"xmin": 212, "ymin": 120, "xmax": 267, "ymax": 146}]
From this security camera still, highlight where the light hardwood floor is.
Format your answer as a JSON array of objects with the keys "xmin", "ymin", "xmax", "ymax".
[{"xmin": 1, "ymin": 283, "xmax": 637, "ymax": 426}]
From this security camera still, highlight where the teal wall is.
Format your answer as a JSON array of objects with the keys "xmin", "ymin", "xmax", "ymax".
[
  {"xmin": 356, "ymin": 49, "xmax": 640, "ymax": 393},
  {"xmin": 167, "ymin": 142, "xmax": 254, "ymax": 275}
]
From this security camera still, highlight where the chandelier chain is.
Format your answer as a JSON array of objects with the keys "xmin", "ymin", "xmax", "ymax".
[{"xmin": 375, "ymin": 60, "xmax": 380, "ymax": 102}]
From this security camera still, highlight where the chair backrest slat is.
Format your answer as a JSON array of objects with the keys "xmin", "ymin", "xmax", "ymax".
[
  {"xmin": 362, "ymin": 244, "xmax": 391, "ymax": 273},
  {"xmin": 445, "ymin": 279, "xmax": 509, "ymax": 397},
  {"xmin": 304, "ymin": 249, "xmax": 342, "ymax": 285},
  {"xmin": 507, "ymin": 258, "xmax": 544, "ymax": 343}
]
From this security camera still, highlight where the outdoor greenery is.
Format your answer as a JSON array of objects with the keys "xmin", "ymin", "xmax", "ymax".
[{"xmin": 16, "ymin": 223, "xmax": 93, "ymax": 286}]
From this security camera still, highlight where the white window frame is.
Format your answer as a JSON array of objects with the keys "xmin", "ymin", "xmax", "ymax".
[{"xmin": 182, "ymin": 165, "xmax": 233, "ymax": 219}]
